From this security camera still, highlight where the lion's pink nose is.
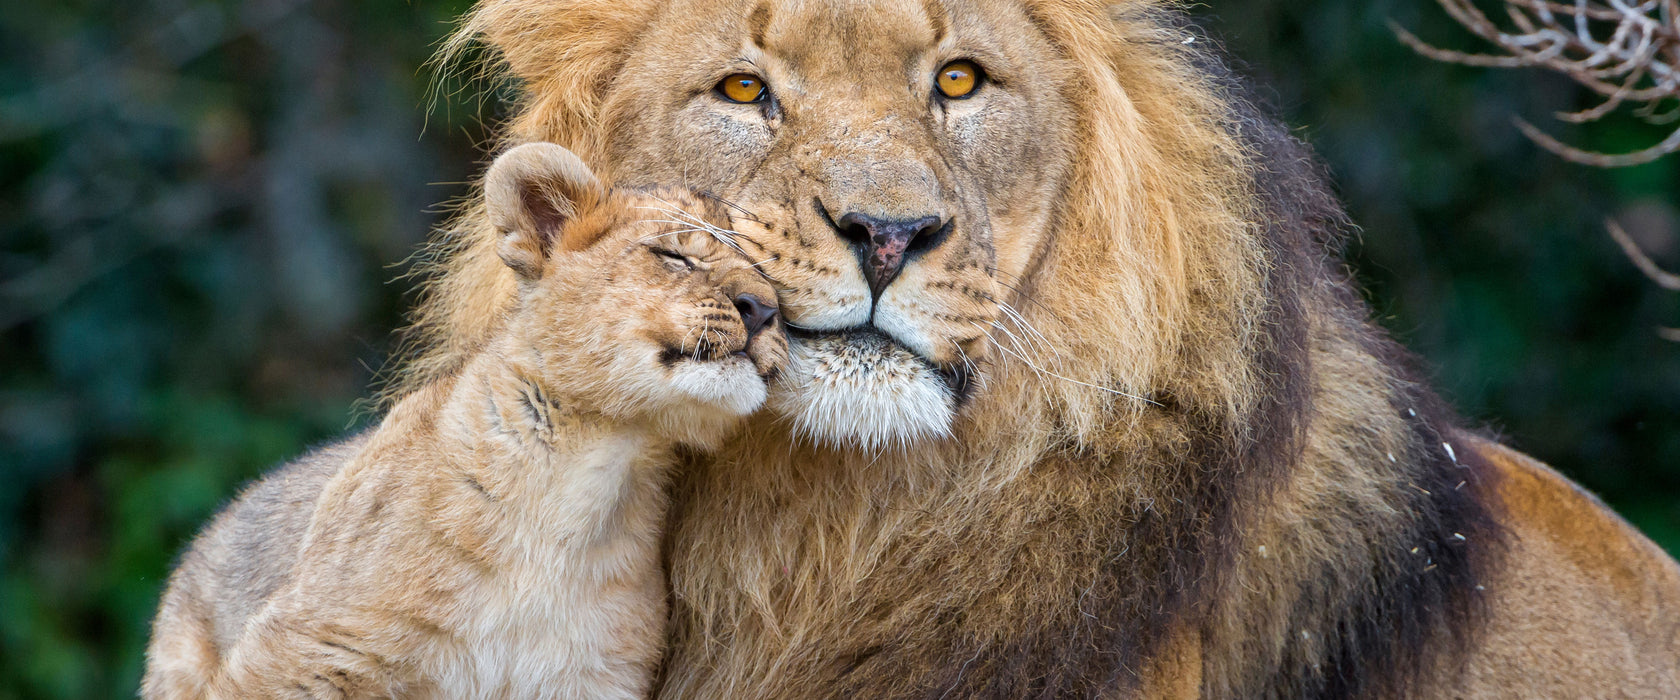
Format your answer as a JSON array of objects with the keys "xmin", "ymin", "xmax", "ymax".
[{"xmin": 832, "ymin": 211, "xmax": 950, "ymax": 299}]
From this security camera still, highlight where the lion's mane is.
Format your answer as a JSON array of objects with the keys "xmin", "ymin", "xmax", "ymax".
[{"xmin": 400, "ymin": 1, "xmax": 1506, "ymax": 697}]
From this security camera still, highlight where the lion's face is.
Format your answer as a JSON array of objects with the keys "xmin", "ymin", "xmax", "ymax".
[
  {"xmin": 595, "ymin": 0, "xmax": 1076, "ymax": 448},
  {"xmin": 485, "ymin": 143, "xmax": 789, "ymax": 447}
]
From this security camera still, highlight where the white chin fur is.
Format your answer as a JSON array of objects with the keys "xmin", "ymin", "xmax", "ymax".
[
  {"xmin": 768, "ymin": 334, "xmax": 955, "ymax": 450},
  {"xmin": 667, "ymin": 358, "xmax": 768, "ymax": 416}
]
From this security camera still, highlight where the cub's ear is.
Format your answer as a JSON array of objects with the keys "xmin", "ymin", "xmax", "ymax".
[{"xmin": 484, "ymin": 142, "xmax": 601, "ymax": 279}]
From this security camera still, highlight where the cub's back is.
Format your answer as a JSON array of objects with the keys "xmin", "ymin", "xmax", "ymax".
[{"xmin": 142, "ymin": 432, "xmax": 370, "ymax": 697}]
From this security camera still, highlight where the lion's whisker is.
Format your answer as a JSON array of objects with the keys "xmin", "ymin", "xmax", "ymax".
[
  {"xmin": 638, "ymin": 200, "xmax": 733, "ymax": 235},
  {"xmin": 637, "ymin": 228, "xmax": 713, "ymax": 244},
  {"xmin": 985, "ymin": 320, "xmax": 1040, "ymax": 368},
  {"xmin": 707, "ymin": 231, "xmax": 752, "ymax": 258},
  {"xmin": 978, "ymin": 324, "xmax": 1159, "ymax": 406},
  {"xmin": 993, "ymin": 270, "xmax": 1061, "ymax": 318},
  {"xmin": 698, "ymin": 190, "xmax": 763, "ymax": 223},
  {"xmin": 997, "ymin": 302, "xmax": 1055, "ymax": 358},
  {"xmin": 949, "ymin": 339, "xmax": 988, "ymax": 393},
  {"xmin": 636, "ymin": 210, "xmax": 768, "ymax": 269}
]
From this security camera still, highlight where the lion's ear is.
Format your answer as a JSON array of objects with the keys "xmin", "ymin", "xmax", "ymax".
[{"xmin": 484, "ymin": 142, "xmax": 601, "ymax": 279}]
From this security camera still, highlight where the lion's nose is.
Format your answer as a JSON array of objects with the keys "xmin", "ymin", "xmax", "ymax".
[
  {"xmin": 832, "ymin": 211, "xmax": 951, "ymax": 299},
  {"xmin": 733, "ymin": 293, "xmax": 778, "ymax": 339}
]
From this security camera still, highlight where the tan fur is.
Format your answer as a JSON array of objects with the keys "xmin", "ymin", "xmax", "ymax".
[
  {"xmin": 142, "ymin": 144, "xmax": 788, "ymax": 699},
  {"xmin": 1457, "ymin": 442, "xmax": 1680, "ymax": 697},
  {"xmin": 386, "ymin": 0, "xmax": 1680, "ymax": 696}
]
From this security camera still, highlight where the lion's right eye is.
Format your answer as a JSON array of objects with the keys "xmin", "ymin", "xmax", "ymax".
[{"xmin": 716, "ymin": 74, "xmax": 768, "ymax": 104}]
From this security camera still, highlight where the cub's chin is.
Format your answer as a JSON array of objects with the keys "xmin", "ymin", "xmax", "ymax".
[
  {"xmin": 767, "ymin": 331, "xmax": 963, "ymax": 451},
  {"xmin": 653, "ymin": 357, "xmax": 769, "ymax": 449}
]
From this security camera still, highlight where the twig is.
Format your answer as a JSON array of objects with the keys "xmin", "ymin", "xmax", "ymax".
[
  {"xmin": 1607, "ymin": 219, "xmax": 1680, "ymax": 290},
  {"xmin": 1396, "ymin": 0, "xmax": 1680, "ymax": 166}
]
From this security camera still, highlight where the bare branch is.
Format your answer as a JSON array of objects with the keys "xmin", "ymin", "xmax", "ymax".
[
  {"xmin": 1399, "ymin": 0, "xmax": 1680, "ymax": 166},
  {"xmin": 1516, "ymin": 116, "xmax": 1680, "ymax": 164},
  {"xmin": 1607, "ymin": 219, "xmax": 1680, "ymax": 290}
]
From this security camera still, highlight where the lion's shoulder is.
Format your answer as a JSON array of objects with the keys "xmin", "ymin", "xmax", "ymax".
[
  {"xmin": 1478, "ymin": 440, "xmax": 1680, "ymax": 597},
  {"xmin": 1461, "ymin": 439, "xmax": 1680, "ymax": 695}
]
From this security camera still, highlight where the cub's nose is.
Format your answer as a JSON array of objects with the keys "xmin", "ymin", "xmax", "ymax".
[{"xmin": 734, "ymin": 294, "xmax": 778, "ymax": 339}]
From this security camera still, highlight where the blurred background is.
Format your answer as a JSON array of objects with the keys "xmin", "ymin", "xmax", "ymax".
[{"xmin": 1, "ymin": 0, "xmax": 1675, "ymax": 696}]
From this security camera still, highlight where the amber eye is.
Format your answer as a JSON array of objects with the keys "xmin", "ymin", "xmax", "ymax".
[
  {"xmin": 935, "ymin": 60, "xmax": 981, "ymax": 99},
  {"xmin": 716, "ymin": 74, "xmax": 767, "ymax": 103}
]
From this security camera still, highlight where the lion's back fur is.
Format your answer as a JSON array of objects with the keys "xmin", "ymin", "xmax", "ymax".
[{"xmin": 1459, "ymin": 444, "xmax": 1680, "ymax": 696}]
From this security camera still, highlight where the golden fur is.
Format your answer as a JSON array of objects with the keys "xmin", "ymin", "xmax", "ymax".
[
  {"xmin": 378, "ymin": 0, "xmax": 1679, "ymax": 696},
  {"xmin": 142, "ymin": 144, "xmax": 788, "ymax": 699}
]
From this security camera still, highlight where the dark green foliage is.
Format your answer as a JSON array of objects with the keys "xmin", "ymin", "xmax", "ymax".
[
  {"xmin": 1, "ymin": 1, "xmax": 480, "ymax": 696},
  {"xmin": 0, "ymin": 1, "xmax": 1674, "ymax": 697}
]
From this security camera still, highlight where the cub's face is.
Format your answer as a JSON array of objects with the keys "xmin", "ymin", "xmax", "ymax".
[
  {"xmin": 593, "ymin": 0, "xmax": 1078, "ymax": 448},
  {"xmin": 486, "ymin": 143, "xmax": 788, "ymax": 446}
]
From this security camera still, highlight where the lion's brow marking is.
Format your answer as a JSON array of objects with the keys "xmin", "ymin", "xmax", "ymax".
[
  {"xmin": 747, "ymin": 0, "xmax": 771, "ymax": 50},
  {"xmin": 920, "ymin": 0, "xmax": 948, "ymax": 43}
]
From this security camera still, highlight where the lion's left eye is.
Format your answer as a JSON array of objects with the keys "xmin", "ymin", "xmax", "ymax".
[
  {"xmin": 716, "ymin": 74, "xmax": 768, "ymax": 104},
  {"xmin": 935, "ymin": 60, "xmax": 983, "ymax": 99}
]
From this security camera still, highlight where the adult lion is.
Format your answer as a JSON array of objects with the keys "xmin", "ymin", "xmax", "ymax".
[{"xmin": 398, "ymin": 0, "xmax": 1680, "ymax": 696}]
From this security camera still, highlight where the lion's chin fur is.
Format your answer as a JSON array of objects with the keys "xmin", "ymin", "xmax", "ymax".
[{"xmin": 767, "ymin": 334, "xmax": 956, "ymax": 450}]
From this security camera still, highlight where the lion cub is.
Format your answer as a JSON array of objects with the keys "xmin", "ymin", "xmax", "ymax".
[{"xmin": 141, "ymin": 143, "xmax": 786, "ymax": 699}]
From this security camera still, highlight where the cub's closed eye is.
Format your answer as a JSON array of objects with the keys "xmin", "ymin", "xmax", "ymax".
[
  {"xmin": 935, "ymin": 60, "xmax": 983, "ymax": 99},
  {"xmin": 716, "ymin": 74, "xmax": 768, "ymax": 104},
  {"xmin": 652, "ymin": 248, "xmax": 696, "ymax": 269}
]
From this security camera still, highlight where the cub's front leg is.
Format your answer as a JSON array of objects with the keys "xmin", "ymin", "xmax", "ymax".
[{"xmin": 209, "ymin": 609, "xmax": 408, "ymax": 700}]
